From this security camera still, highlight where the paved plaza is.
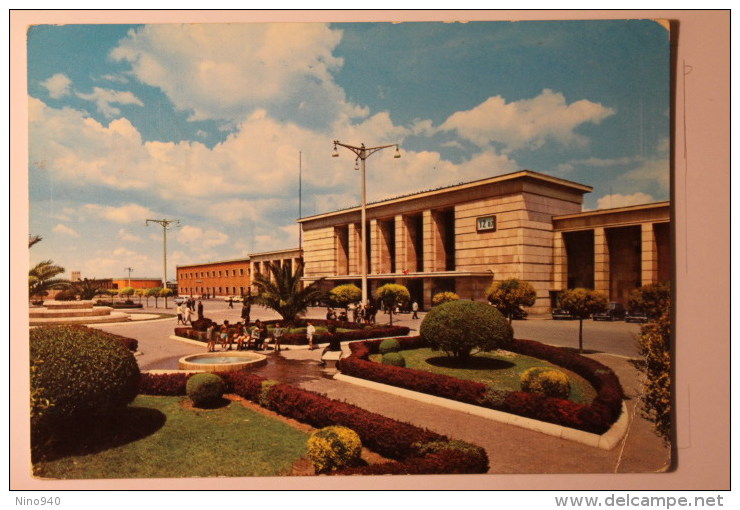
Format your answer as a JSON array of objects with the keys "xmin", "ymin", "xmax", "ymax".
[{"xmin": 93, "ymin": 299, "xmax": 671, "ymax": 476}]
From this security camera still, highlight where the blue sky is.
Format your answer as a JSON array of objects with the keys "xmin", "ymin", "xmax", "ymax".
[{"xmin": 28, "ymin": 19, "xmax": 670, "ymax": 282}]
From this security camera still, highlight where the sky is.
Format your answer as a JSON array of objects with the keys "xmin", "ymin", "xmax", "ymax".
[{"xmin": 27, "ymin": 19, "xmax": 670, "ymax": 282}]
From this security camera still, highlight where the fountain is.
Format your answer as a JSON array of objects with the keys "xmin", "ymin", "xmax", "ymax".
[
  {"xmin": 178, "ymin": 351, "xmax": 267, "ymax": 373},
  {"xmin": 29, "ymin": 300, "xmax": 131, "ymax": 326}
]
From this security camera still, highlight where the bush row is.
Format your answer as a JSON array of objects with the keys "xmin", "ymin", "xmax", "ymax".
[
  {"xmin": 175, "ymin": 320, "xmax": 410, "ymax": 346},
  {"xmin": 138, "ymin": 370, "xmax": 488, "ymax": 475},
  {"xmin": 337, "ymin": 336, "xmax": 623, "ymax": 435}
]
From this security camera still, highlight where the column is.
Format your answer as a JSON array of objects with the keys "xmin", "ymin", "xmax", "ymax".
[
  {"xmin": 395, "ymin": 215, "xmax": 406, "ymax": 274},
  {"xmin": 348, "ymin": 223, "xmax": 361, "ymax": 275},
  {"xmin": 369, "ymin": 219, "xmax": 379, "ymax": 274},
  {"xmin": 594, "ymin": 227, "xmax": 610, "ymax": 296},
  {"xmin": 552, "ymin": 231, "xmax": 568, "ymax": 290},
  {"xmin": 422, "ymin": 210, "xmax": 434, "ymax": 273},
  {"xmin": 641, "ymin": 223, "xmax": 657, "ymax": 286}
]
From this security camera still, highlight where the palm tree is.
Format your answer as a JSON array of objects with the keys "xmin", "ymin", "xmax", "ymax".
[
  {"xmin": 251, "ymin": 262, "xmax": 327, "ymax": 325},
  {"xmin": 29, "ymin": 260, "xmax": 70, "ymax": 300},
  {"xmin": 73, "ymin": 278, "xmax": 107, "ymax": 300}
]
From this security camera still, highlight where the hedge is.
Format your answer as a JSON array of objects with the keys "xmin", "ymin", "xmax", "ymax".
[
  {"xmin": 337, "ymin": 336, "xmax": 624, "ymax": 435},
  {"xmin": 138, "ymin": 370, "xmax": 488, "ymax": 475}
]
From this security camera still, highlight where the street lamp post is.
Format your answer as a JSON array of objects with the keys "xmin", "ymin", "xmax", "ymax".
[
  {"xmin": 124, "ymin": 266, "xmax": 134, "ymax": 288},
  {"xmin": 332, "ymin": 140, "xmax": 401, "ymax": 305},
  {"xmin": 146, "ymin": 219, "xmax": 179, "ymax": 290}
]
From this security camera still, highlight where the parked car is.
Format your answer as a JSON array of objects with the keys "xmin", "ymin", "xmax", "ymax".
[
  {"xmin": 593, "ymin": 302, "xmax": 626, "ymax": 321},
  {"xmin": 625, "ymin": 310, "xmax": 649, "ymax": 323},
  {"xmin": 509, "ymin": 307, "xmax": 528, "ymax": 320},
  {"xmin": 174, "ymin": 296, "xmax": 187, "ymax": 305},
  {"xmin": 551, "ymin": 308, "xmax": 574, "ymax": 320}
]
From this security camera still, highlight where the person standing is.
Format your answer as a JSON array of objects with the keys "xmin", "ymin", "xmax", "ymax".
[
  {"xmin": 184, "ymin": 305, "xmax": 192, "ymax": 325},
  {"xmin": 197, "ymin": 299, "xmax": 204, "ymax": 320},
  {"xmin": 412, "ymin": 301, "xmax": 419, "ymax": 320},
  {"xmin": 272, "ymin": 323, "xmax": 284, "ymax": 352},
  {"xmin": 306, "ymin": 322, "xmax": 316, "ymax": 350},
  {"xmin": 176, "ymin": 304, "xmax": 184, "ymax": 325},
  {"xmin": 220, "ymin": 320, "xmax": 231, "ymax": 351},
  {"xmin": 227, "ymin": 296, "xmax": 234, "ymax": 309},
  {"xmin": 206, "ymin": 322, "xmax": 216, "ymax": 352}
]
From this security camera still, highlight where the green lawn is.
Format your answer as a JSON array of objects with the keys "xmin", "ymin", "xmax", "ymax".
[
  {"xmin": 370, "ymin": 348, "xmax": 597, "ymax": 405},
  {"xmin": 33, "ymin": 395, "xmax": 310, "ymax": 479}
]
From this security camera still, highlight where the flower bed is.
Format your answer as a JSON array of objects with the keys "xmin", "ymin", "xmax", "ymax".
[
  {"xmin": 337, "ymin": 336, "xmax": 624, "ymax": 435},
  {"xmin": 175, "ymin": 319, "xmax": 410, "ymax": 346},
  {"xmin": 139, "ymin": 371, "xmax": 488, "ymax": 475}
]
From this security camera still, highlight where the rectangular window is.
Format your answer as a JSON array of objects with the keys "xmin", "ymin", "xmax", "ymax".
[{"xmin": 240, "ymin": 268, "xmax": 244, "ymax": 276}]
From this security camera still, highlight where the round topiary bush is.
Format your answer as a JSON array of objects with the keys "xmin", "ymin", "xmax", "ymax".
[
  {"xmin": 420, "ymin": 300, "xmax": 513, "ymax": 359},
  {"xmin": 381, "ymin": 352, "xmax": 406, "ymax": 367},
  {"xmin": 378, "ymin": 338, "xmax": 401, "ymax": 354},
  {"xmin": 30, "ymin": 325, "xmax": 140, "ymax": 438},
  {"xmin": 520, "ymin": 367, "xmax": 571, "ymax": 399},
  {"xmin": 306, "ymin": 425, "xmax": 362, "ymax": 473},
  {"xmin": 186, "ymin": 373, "xmax": 226, "ymax": 407}
]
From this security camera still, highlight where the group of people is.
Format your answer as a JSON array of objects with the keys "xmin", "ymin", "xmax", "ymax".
[
  {"xmin": 326, "ymin": 302, "xmax": 378, "ymax": 324},
  {"xmin": 176, "ymin": 298, "xmax": 204, "ymax": 325},
  {"xmin": 205, "ymin": 319, "xmax": 284, "ymax": 353}
]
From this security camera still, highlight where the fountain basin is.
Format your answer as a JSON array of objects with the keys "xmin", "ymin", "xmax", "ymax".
[{"xmin": 178, "ymin": 351, "xmax": 267, "ymax": 373}]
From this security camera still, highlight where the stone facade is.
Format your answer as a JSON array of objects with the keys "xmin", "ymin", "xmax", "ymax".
[{"xmin": 299, "ymin": 171, "xmax": 599, "ymax": 313}]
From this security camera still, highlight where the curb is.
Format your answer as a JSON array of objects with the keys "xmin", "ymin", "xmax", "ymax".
[{"xmin": 333, "ymin": 373, "xmax": 629, "ymax": 450}]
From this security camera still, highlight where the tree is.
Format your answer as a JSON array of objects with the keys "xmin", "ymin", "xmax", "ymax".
[
  {"xmin": 330, "ymin": 284, "xmax": 361, "ymax": 309},
  {"xmin": 420, "ymin": 300, "xmax": 513, "ymax": 360},
  {"xmin": 487, "ymin": 278, "xmax": 537, "ymax": 323},
  {"xmin": 159, "ymin": 288, "xmax": 174, "ymax": 308},
  {"xmin": 29, "ymin": 260, "xmax": 70, "ymax": 300},
  {"xmin": 557, "ymin": 288, "xmax": 608, "ymax": 353},
  {"xmin": 148, "ymin": 287, "xmax": 162, "ymax": 308},
  {"xmin": 120, "ymin": 286, "xmax": 136, "ymax": 303},
  {"xmin": 636, "ymin": 303, "xmax": 672, "ymax": 444},
  {"xmin": 432, "ymin": 291, "xmax": 459, "ymax": 306},
  {"xmin": 628, "ymin": 282, "xmax": 671, "ymax": 320},
  {"xmin": 135, "ymin": 288, "xmax": 146, "ymax": 303},
  {"xmin": 251, "ymin": 262, "xmax": 327, "ymax": 325},
  {"xmin": 73, "ymin": 278, "xmax": 107, "ymax": 300},
  {"xmin": 375, "ymin": 283, "xmax": 410, "ymax": 326}
]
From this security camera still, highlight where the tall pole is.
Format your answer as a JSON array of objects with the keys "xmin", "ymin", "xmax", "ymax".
[
  {"xmin": 332, "ymin": 140, "xmax": 400, "ymax": 305},
  {"xmin": 299, "ymin": 151, "xmax": 302, "ymax": 249},
  {"xmin": 124, "ymin": 267, "xmax": 134, "ymax": 287},
  {"xmin": 146, "ymin": 218, "xmax": 179, "ymax": 290}
]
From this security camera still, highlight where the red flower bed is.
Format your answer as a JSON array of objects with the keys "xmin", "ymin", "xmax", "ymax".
[
  {"xmin": 337, "ymin": 336, "xmax": 624, "ymax": 435},
  {"xmin": 138, "ymin": 370, "xmax": 488, "ymax": 475}
]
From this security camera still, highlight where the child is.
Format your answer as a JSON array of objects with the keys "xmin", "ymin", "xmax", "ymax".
[
  {"xmin": 306, "ymin": 322, "xmax": 316, "ymax": 350},
  {"xmin": 272, "ymin": 323, "xmax": 283, "ymax": 352},
  {"xmin": 220, "ymin": 320, "xmax": 231, "ymax": 351},
  {"xmin": 206, "ymin": 322, "xmax": 216, "ymax": 352}
]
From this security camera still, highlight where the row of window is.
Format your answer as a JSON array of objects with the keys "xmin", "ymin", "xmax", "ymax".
[
  {"xmin": 179, "ymin": 267, "xmax": 249, "ymax": 279},
  {"xmin": 180, "ymin": 286, "xmax": 245, "ymax": 296}
]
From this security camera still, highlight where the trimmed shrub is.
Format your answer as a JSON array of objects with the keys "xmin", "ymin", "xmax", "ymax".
[
  {"xmin": 520, "ymin": 367, "xmax": 571, "ymax": 399},
  {"xmin": 306, "ymin": 426, "xmax": 363, "ymax": 473},
  {"xmin": 54, "ymin": 289, "xmax": 77, "ymax": 301},
  {"xmin": 381, "ymin": 352, "xmax": 406, "ymax": 367},
  {"xmin": 420, "ymin": 300, "xmax": 513, "ymax": 359},
  {"xmin": 30, "ymin": 326, "xmax": 140, "ymax": 449},
  {"xmin": 379, "ymin": 338, "xmax": 401, "ymax": 354},
  {"xmin": 186, "ymin": 373, "xmax": 225, "ymax": 407},
  {"xmin": 432, "ymin": 291, "xmax": 460, "ymax": 306},
  {"xmin": 259, "ymin": 379, "xmax": 281, "ymax": 409}
]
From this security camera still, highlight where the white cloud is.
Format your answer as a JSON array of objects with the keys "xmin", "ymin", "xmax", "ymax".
[
  {"xmin": 109, "ymin": 23, "xmax": 355, "ymax": 125},
  {"xmin": 595, "ymin": 192, "xmax": 656, "ymax": 209},
  {"xmin": 40, "ymin": 73, "xmax": 72, "ymax": 99},
  {"xmin": 438, "ymin": 89, "xmax": 615, "ymax": 152},
  {"xmin": 53, "ymin": 223, "xmax": 79, "ymax": 237},
  {"xmin": 118, "ymin": 228, "xmax": 143, "ymax": 242},
  {"xmin": 175, "ymin": 225, "xmax": 229, "ymax": 248},
  {"xmin": 76, "ymin": 87, "xmax": 144, "ymax": 117},
  {"xmin": 83, "ymin": 203, "xmax": 157, "ymax": 224}
]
